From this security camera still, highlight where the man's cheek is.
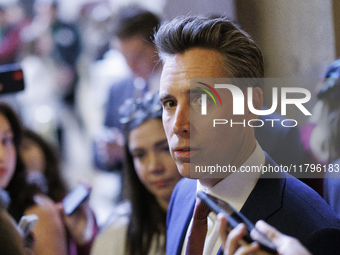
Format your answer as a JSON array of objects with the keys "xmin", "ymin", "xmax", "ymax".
[{"xmin": 163, "ymin": 120, "xmax": 173, "ymax": 136}]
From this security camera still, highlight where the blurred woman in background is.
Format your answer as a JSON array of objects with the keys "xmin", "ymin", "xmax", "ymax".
[
  {"xmin": 0, "ymin": 102, "xmax": 68, "ymax": 255},
  {"xmin": 20, "ymin": 128, "xmax": 68, "ymax": 202},
  {"xmin": 91, "ymin": 93, "xmax": 182, "ymax": 255}
]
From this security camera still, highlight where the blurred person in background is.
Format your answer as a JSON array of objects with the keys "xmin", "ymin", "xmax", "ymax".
[
  {"xmin": 299, "ymin": 59, "xmax": 340, "ymax": 198},
  {"xmin": 0, "ymin": 5, "xmax": 6, "ymax": 37},
  {"xmin": 18, "ymin": 0, "xmax": 82, "ymax": 153},
  {"xmin": 311, "ymin": 59, "xmax": 340, "ymax": 216},
  {"xmin": 0, "ymin": 2, "xmax": 30, "ymax": 65},
  {"xmin": 20, "ymin": 128, "xmax": 68, "ymax": 202},
  {"xmin": 0, "ymin": 205, "xmax": 35, "ymax": 255},
  {"xmin": 0, "ymin": 102, "xmax": 68, "ymax": 255},
  {"xmin": 0, "ymin": 187, "xmax": 29, "ymax": 255},
  {"xmin": 94, "ymin": 5, "xmax": 162, "ymax": 172},
  {"xmin": 0, "ymin": 188, "xmax": 35, "ymax": 255},
  {"xmin": 77, "ymin": 2, "xmax": 114, "ymax": 72},
  {"xmin": 90, "ymin": 93, "xmax": 182, "ymax": 255},
  {"xmin": 18, "ymin": 30, "xmax": 69, "ymax": 151},
  {"xmin": 20, "ymin": 128, "xmax": 99, "ymax": 254},
  {"xmin": 22, "ymin": 0, "xmax": 81, "ymax": 108}
]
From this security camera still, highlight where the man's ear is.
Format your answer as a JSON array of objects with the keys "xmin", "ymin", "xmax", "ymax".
[{"xmin": 245, "ymin": 87, "xmax": 263, "ymax": 119}]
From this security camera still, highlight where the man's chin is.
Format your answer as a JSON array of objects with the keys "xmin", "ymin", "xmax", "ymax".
[
  {"xmin": 176, "ymin": 163, "xmax": 192, "ymax": 179},
  {"xmin": 177, "ymin": 163, "xmax": 207, "ymax": 179}
]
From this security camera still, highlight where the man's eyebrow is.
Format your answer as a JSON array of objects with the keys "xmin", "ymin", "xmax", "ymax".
[
  {"xmin": 159, "ymin": 89, "xmax": 195, "ymax": 101},
  {"xmin": 159, "ymin": 93, "xmax": 173, "ymax": 101}
]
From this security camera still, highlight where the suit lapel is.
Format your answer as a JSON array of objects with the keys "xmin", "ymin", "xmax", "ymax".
[
  {"xmin": 176, "ymin": 196, "xmax": 195, "ymax": 254},
  {"xmin": 216, "ymin": 156, "xmax": 285, "ymax": 255},
  {"xmin": 240, "ymin": 152, "xmax": 286, "ymax": 224},
  {"xmin": 167, "ymin": 179, "xmax": 196, "ymax": 255},
  {"xmin": 170, "ymin": 154, "xmax": 286, "ymax": 255}
]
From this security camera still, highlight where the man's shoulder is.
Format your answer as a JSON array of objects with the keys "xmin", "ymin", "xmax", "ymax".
[
  {"xmin": 166, "ymin": 178, "xmax": 196, "ymax": 255},
  {"xmin": 257, "ymin": 171, "xmax": 340, "ymax": 243},
  {"xmin": 260, "ymin": 159, "xmax": 339, "ymax": 227},
  {"xmin": 250, "ymin": 155, "xmax": 340, "ymax": 243},
  {"xmin": 168, "ymin": 178, "xmax": 196, "ymax": 217},
  {"xmin": 169, "ymin": 178, "xmax": 197, "ymax": 206},
  {"xmin": 284, "ymin": 176, "xmax": 339, "ymax": 225},
  {"xmin": 175, "ymin": 177, "xmax": 197, "ymax": 191},
  {"xmin": 282, "ymin": 177, "xmax": 340, "ymax": 253}
]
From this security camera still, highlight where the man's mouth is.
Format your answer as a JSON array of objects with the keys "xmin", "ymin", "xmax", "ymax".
[{"xmin": 173, "ymin": 147, "xmax": 199, "ymax": 161}]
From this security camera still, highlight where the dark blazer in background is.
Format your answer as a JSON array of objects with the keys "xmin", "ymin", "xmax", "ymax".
[
  {"xmin": 166, "ymin": 153, "xmax": 340, "ymax": 255},
  {"xmin": 104, "ymin": 77, "xmax": 135, "ymax": 131},
  {"xmin": 93, "ymin": 78, "xmax": 135, "ymax": 171},
  {"xmin": 323, "ymin": 158, "xmax": 340, "ymax": 216}
]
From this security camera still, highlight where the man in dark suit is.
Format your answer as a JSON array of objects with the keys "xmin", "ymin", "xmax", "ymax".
[
  {"xmin": 155, "ymin": 16, "xmax": 340, "ymax": 254},
  {"xmin": 94, "ymin": 6, "xmax": 162, "ymax": 171}
]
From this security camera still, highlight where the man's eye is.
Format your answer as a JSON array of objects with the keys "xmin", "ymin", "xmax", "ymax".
[
  {"xmin": 192, "ymin": 95, "xmax": 211, "ymax": 106},
  {"xmin": 192, "ymin": 95, "xmax": 203, "ymax": 105},
  {"xmin": 163, "ymin": 100, "xmax": 176, "ymax": 108}
]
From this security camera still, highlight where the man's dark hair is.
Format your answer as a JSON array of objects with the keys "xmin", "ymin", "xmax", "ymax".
[
  {"xmin": 114, "ymin": 5, "xmax": 160, "ymax": 43},
  {"xmin": 154, "ymin": 16, "xmax": 264, "ymax": 79}
]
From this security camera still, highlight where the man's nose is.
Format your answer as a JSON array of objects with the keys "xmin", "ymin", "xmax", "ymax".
[{"xmin": 172, "ymin": 105, "xmax": 190, "ymax": 136}]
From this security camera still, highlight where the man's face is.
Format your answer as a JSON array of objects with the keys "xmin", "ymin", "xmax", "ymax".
[
  {"xmin": 115, "ymin": 35, "xmax": 158, "ymax": 79},
  {"xmin": 159, "ymin": 48, "xmax": 259, "ymax": 179}
]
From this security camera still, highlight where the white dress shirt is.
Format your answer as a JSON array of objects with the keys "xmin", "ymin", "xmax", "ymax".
[{"xmin": 181, "ymin": 142, "xmax": 265, "ymax": 255}]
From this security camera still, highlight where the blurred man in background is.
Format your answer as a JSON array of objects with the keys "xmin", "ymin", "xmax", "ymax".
[{"xmin": 94, "ymin": 5, "xmax": 162, "ymax": 172}]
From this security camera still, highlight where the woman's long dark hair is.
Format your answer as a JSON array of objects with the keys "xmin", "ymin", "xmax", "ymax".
[
  {"xmin": 119, "ymin": 94, "xmax": 166, "ymax": 255},
  {"xmin": 22, "ymin": 129, "xmax": 68, "ymax": 202},
  {"xmin": 0, "ymin": 103, "xmax": 38, "ymax": 222},
  {"xmin": 123, "ymin": 131, "xmax": 167, "ymax": 255}
]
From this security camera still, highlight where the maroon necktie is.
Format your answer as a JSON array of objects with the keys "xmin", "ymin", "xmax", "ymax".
[{"xmin": 186, "ymin": 198, "xmax": 211, "ymax": 255}]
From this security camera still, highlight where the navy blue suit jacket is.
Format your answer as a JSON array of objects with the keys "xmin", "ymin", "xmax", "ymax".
[
  {"xmin": 166, "ymin": 153, "xmax": 340, "ymax": 255},
  {"xmin": 93, "ymin": 78, "xmax": 135, "ymax": 171},
  {"xmin": 104, "ymin": 77, "xmax": 135, "ymax": 131}
]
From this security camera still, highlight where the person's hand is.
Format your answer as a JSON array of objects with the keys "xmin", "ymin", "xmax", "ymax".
[
  {"xmin": 95, "ymin": 128, "xmax": 125, "ymax": 166},
  {"xmin": 217, "ymin": 214, "xmax": 312, "ymax": 255},
  {"xmin": 217, "ymin": 214, "xmax": 263, "ymax": 255},
  {"xmin": 57, "ymin": 188, "xmax": 94, "ymax": 245},
  {"xmin": 25, "ymin": 194, "xmax": 68, "ymax": 255},
  {"xmin": 252, "ymin": 220, "xmax": 311, "ymax": 255},
  {"xmin": 23, "ymin": 232, "xmax": 36, "ymax": 255}
]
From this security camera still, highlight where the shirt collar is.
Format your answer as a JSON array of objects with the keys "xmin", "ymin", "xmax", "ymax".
[{"xmin": 197, "ymin": 141, "xmax": 265, "ymax": 212}]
